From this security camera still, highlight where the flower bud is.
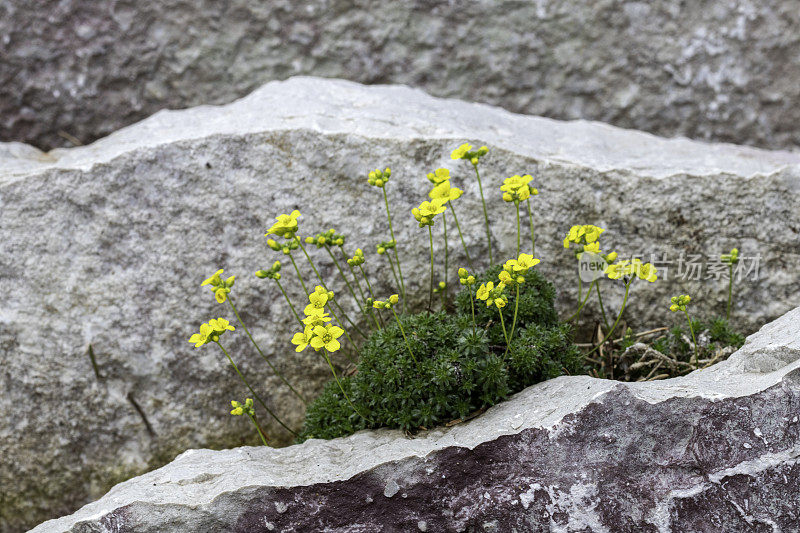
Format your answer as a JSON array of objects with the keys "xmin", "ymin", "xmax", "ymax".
[
  {"xmin": 272, "ymin": 261, "xmax": 281, "ymax": 271},
  {"xmin": 305, "ymin": 236, "xmax": 313, "ymax": 243},
  {"xmin": 274, "ymin": 272, "xmax": 281, "ymax": 280},
  {"xmin": 385, "ymin": 168, "xmax": 391, "ymax": 176},
  {"xmin": 255, "ymin": 270, "xmax": 269, "ymax": 278},
  {"xmin": 458, "ymin": 267, "xmax": 468, "ymax": 278},
  {"xmin": 389, "ymin": 294, "xmax": 399, "ymax": 305},
  {"xmin": 267, "ymin": 239, "xmax": 280, "ymax": 251},
  {"xmin": 470, "ymin": 157, "xmax": 479, "ymax": 165}
]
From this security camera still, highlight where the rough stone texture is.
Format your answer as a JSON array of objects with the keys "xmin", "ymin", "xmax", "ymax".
[
  {"xmin": 30, "ymin": 305, "xmax": 800, "ymax": 532},
  {"xmin": 2, "ymin": 77, "xmax": 800, "ymax": 532},
  {"xmin": 3, "ymin": 1, "xmax": 800, "ymax": 151}
]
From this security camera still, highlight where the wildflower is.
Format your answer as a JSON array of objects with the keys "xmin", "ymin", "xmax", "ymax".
[
  {"xmin": 634, "ymin": 260, "xmax": 658, "ymax": 282},
  {"xmin": 302, "ymin": 312, "xmax": 332, "ymax": 328},
  {"xmin": 412, "ymin": 198, "xmax": 447, "ymax": 227},
  {"xmin": 310, "ymin": 324, "xmax": 345, "ymax": 352},
  {"xmin": 721, "ymin": 248, "xmax": 739, "ymax": 264},
  {"xmin": 347, "ymin": 248, "xmax": 365, "ymax": 266},
  {"xmin": 367, "ymin": 167, "xmax": 392, "ymax": 188},
  {"xmin": 230, "ymin": 398, "xmax": 254, "ymax": 417},
  {"xmin": 265, "ymin": 210, "xmax": 301, "ymax": 239},
  {"xmin": 208, "ymin": 318, "xmax": 235, "ymax": 334},
  {"xmin": 500, "ymin": 174, "xmax": 537, "ymax": 203},
  {"xmin": 429, "ymin": 181, "xmax": 463, "ymax": 202},
  {"xmin": 304, "ymin": 290, "xmax": 329, "ymax": 316},
  {"xmin": 433, "ymin": 281, "xmax": 447, "ymax": 294},
  {"xmin": 373, "ymin": 293, "xmax": 400, "ymax": 309},
  {"xmin": 255, "ymin": 261, "xmax": 282, "ymax": 280},
  {"xmin": 201, "ymin": 269, "xmax": 224, "ymax": 287},
  {"xmin": 291, "ymin": 327, "xmax": 314, "ymax": 352},
  {"xmin": 188, "ymin": 322, "xmax": 215, "ymax": 348},
  {"xmin": 201, "ymin": 269, "xmax": 236, "ymax": 303},
  {"xmin": 563, "ymin": 224, "xmax": 605, "ymax": 249},
  {"xmin": 426, "ymin": 168, "xmax": 451, "ymax": 184},
  {"xmin": 458, "ymin": 267, "xmax": 476, "ymax": 286},
  {"xmin": 476, "ymin": 281, "xmax": 507, "ymax": 308},
  {"xmin": 306, "ymin": 228, "xmax": 346, "ymax": 248},
  {"xmin": 605, "ymin": 260, "xmax": 636, "ymax": 280},
  {"xmin": 376, "ymin": 239, "xmax": 395, "ymax": 255},
  {"xmin": 669, "ymin": 294, "xmax": 691, "ymax": 312},
  {"xmin": 451, "ymin": 144, "xmax": 488, "ymax": 164}
]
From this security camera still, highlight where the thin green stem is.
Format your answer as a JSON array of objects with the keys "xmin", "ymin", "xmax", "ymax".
[
  {"xmin": 515, "ymin": 202, "xmax": 521, "ymax": 257},
  {"xmin": 684, "ymin": 309, "xmax": 699, "ymax": 366},
  {"xmin": 275, "ymin": 279, "xmax": 303, "ymax": 327},
  {"xmin": 567, "ymin": 280, "xmax": 597, "ymax": 322},
  {"xmin": 469, "ymin": 285, "xmax": 476, "ymax": 335},
  {"xmin": 526, "ymin": 198, "xmax": 535, "ymax": 257},
  {"xmin": 497, "ymin": 306, "xmax": 509, "ymax": 346},
  {"xmin": 359, "ymin": 264, "xmax": 385, "ymax": 328},
  {"xmin": 595, "ymin": 282, "xmax": 611, "ymax": 332},
  {"xmin": 504, "ymin": 284, "xmax": 520, "ymax": 358},
  {"xmin": 347, "ymin": 261, "xmax": 379, "ymax": 329},
  {"xmin": 298, "ymin": 240, "xmax": 366, "ymax": 339},
  {"xmin": 473, "ymin": 163, "xmax": 493, "ymax": 264},
  {"xmin": 391, "ymin": 308, "xmax": 417, "ymax": 364},
  {"xmin": 321, "ymin": 348, "xmax": 371, "ymax": 422},
  {"xmin": 443, "ymin": 212, "xmax": 448, "ymax": 302},
  {"xmin": 247, "ymin": 413, "xmax": 269, "ymax": 446},
  {"xmin": 215, "ymin": 342, "xmax": 296, "ymax": 436},
  {"xmin": 325, "ymin": 245, "xmax": 365, "ymax": 315},
  {"xmin": 382, "ymin": 187, "xmax": 407, "ymax": 312},
  {"xmin": 385, "ymin": 253, "xmax": 403, "ymax": 300},
  {"xmin": 428, "ymin": 225, "xmax": 435, "ymax": 312},
  {"xmin": 288, "ymin": 253, "xmax": 308, "ymax": 295},
  {"xmin": 448, "ymin": 201, "xmax": 474, "ymax": 270},
  {"xmin": 227, "ymin": 297, "xmax": 306, "ymax": 405},
  {"xmin": 586, "ymin": 279, "xmax": 633, "ymax": 357},
  {"xmin": 727, "ymin": 264, "xmax": 733, "ymax": 321}
]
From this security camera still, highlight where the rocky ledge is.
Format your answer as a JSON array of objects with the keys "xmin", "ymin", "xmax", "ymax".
[
  {"xmin": 3, "ymin": 77, "xmax": 800, "ymax": 531},
  {"xmin": 31, "ymin": 305, "xmax": 800, "ymax": 532}
]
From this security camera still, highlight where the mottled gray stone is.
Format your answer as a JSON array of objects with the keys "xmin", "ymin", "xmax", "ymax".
[
  {"xmin": 2, "ymin": 77, "xmax": 799, "ymax": 531},
  {"xmin": 29, "ymin": 306, "xmax": 800, "ymax": 532},
  {"xmin": 3, "ymin": 1, "xmax": 800, "ymax": 151}
]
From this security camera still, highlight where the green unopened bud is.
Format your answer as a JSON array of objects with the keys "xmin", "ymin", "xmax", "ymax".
[
  {"xmin": 458, "ymin": 268, "xmax": 468, "ymax": 278},
  {"xmin": 272, "ymin": 261, "xmax": 281, "ymax": 271},
  {"xmin": 305, "ymin": 236, "xmax": 313, "ymax": 243},
  {"xmin": 267, "ymin": 239, "xmax": 281, "ymax": 251},
  {"xmin": 255, "ymin": 270, "xmax": 269, "ymax": 278},
  {"xmin": 274, "ymin": 272, "xmax": 281, "ymax": 280}
]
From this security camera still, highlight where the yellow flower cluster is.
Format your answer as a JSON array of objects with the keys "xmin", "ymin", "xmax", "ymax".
[
  {"xmin": 255, "ymin": 261, "xmax": 282, "ymax": 280},
  {"xmin": 458, "ymin": 267, "xmax": 476, "ymax": 286},
  {"xmin": 188, "ymin": 317, "xmax": 235, "ymax": 347},
  {"xmin": 476, "ymin": 281, "xmax": 507, "ymax": 308},
  {"xmin": 367, "ymin": 168, "xmax": 392, "ymax": 188},
  {"xmin": 306, "ymin": 228, "xmax": 345, "ymax": 248},
  {"xmin": 605, "ymin": 258, "xmax": 658, "ymax": 282},
  {"xmin": 412, "ymin": 198, "xmax": 447, "ymax": 227},
  {"xmin": 721, "ymin": 248, "xmax": 739, "ymax": 265},
  {"xmin": 450, "ymin": 143, "xmax": 489, "ymax": 165},
  {"xmin": 669, "ymin": 294, "xmax": 691, "ymax": 312},
  {"xmin": 426, "ymin": 168, "xmax": 450, "ymax": 185},
  {"xmin": 376, "ymin": 239, "xmax": 395, "ymax": 255},
  {"xmin": 500, "ymin": 174, "xmax": 537, "ymax": 203},
  {"xmin": 563, "ymin": 224, "xmax": 604, "ymax": 249},
  {"xmin": 291, "ymin": 286, "xmax": 344, "ymax": 352},
  {"xmin": 373, "ymin": 294, "xmax": 400, "ymax": 309},
  {"xmin": 265, "ymin": 210, "xmax": 301, "ymax": 239},
  {"xmin": 347, "ymin": 248, "xmax": 365, "ymax": 266},
  {"xmin": 429, "ymin": 180, "xmax": 463, "ymax": 203},
  {"xmin": 267, "ymin": 237, "xmax": 299, "ymax": 255},
  {"xmin": 499, "ymin": 253, "xmax": 540, "ymax": 286},
  {"xmin": 201, "ymin": 269, "xmax": 236, "ymax": 303},
  {"xmin": 230, "ymin": 398, "xmax": 254, "ymax": 416}
]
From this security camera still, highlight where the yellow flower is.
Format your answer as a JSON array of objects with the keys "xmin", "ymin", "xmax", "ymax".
[
  {"xmin": 513, "ymin": 253, "xmax": 539, "ymax": 272},
  {"xmin": 426, "ymin": 168, "xmax": 451, "ymax": 184},
  {"xmin": 347, "ymin": 248, "xmax": 365, "ymax": 266},
  {"xmin": 214, "ymin": 287, "xmax": 229, "ymax": 303},
  {"xmin": 188, "ymin": 323, "xmax": 215, "ymax": 348},
  {"xmin": 669, "ymin": 294, "xmax": 691, "ymax": 312},
  {"xmin": 563, "ymin": 224, "xmax": 604, "ymax": 249},
  {"xmin": 476, "ymin": 281, "xmax": 493, "ymax": 301},
  {"xmin": 451, "ymin": 143, "xmax": 472, "ymax": 160},
  {"xmin": 635, "ymin": 260, "xmax": 658, "ymax": 282},
  {"xmin": 500, "ymin": 175, "xmax": 535, "ymax": 203},
  {"xmin": 429, "ymin": 181, "xmax": 463, "ymax": 202},
  {"xmin": 583, "ymin": 225, "xmax": 604, "ymax": 243},
  {"xmin": 310, "ymin": 324, "xmax": 345, "ymax": 352},
  {"xmin": 291, "ymin": 327, "xmax": 314, "ymax": 352},
  {"xmin": 230, "ymin": 398, "xmax": 254, "ymax": 416},
  {"xmin": 605, "ymin": 260, "xmax": 636, "ymax": 280},
  {"xmin": 201, "ymin": 269, "xmax": 224, "ymax": 287},
  {"xmin": 265, "ymin": 210, "xmax": 301, "ymax": 238},
  {"xmin": 412, "ymin": 198, "xmax": 447, "ymax": 227},
  {"xmin": 367, "ymin": 168, "xmax": 391, "ymax": 188},
  {"xmin": 208, "ymin": 318, "xmax": 235, "ymax": 333},
  {"xmin": 304, "ymin": 291, "xmax": 328, "ymax": 316},
  {"xmin": 302, "ymin": 312, "xmax": 332, "ymax": 328}
]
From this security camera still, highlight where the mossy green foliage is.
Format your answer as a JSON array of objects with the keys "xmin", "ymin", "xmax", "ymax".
[
  {"xmin": 299, "ymin": 267, "xmax": 581, "ymax": 441},
  {"xmin": 652, "ymin": 316, "xmax": 745, "ymax": 359}
]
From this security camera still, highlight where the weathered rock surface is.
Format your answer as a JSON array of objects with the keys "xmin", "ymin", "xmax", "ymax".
[
  {"xmin": 30, "ymin": 305, "xmax": 800, "ymax": 532},
  {"xmin": 2, "ymin": 77, "xmax": 799, "ymax": 531},
  {"xmin": 3, "ymin": 1, "xmax": 800, "ymax": 151}
]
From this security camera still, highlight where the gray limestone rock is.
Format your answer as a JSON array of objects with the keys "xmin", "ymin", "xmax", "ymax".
[
  {"xmin": 2, "ymin": 77, "xmax": 799, "ymax": 531},
  {"xmin": 29, "ymin": 305, "xmax": 800, "ymax": 532},
  {"xmin": 3, "ymin": 1, "xmax": 800, "ymax": 151}
]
